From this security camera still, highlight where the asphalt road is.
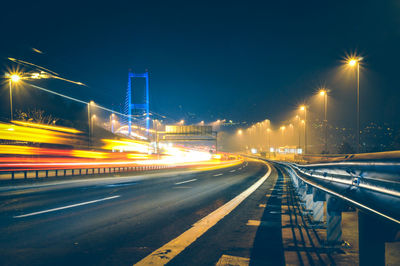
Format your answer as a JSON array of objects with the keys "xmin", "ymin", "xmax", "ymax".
[{"xmin": 0, "ymin": 160, "xmax": 277, "ymax": 266}]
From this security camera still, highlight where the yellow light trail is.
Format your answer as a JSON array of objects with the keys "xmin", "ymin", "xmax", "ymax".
[{"xmin": 12, "ymin": 121, "xmax": 82, "ymax": 134}]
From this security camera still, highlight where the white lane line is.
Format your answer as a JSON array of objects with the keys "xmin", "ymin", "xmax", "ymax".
[
  {"xmin": 105, "ymin": 183, "xmax": 137, "ymax": 187},
  {"xmin": 229, "ymin": 170, "xmax": 236, "ymax": 173},
  {"xmin": 174, "ymin": 179, "xmax": 197, "ymax": 185},
  {"xmin": 13, "ymin": 195, "xmax": 120, "ymax": 218},
  {"xmin": 134, "ymin": 163, "xmax": 272, "ymax": 266},
  {"xmin": 213, "ymin": 173, "xmax": 223, "ymax": 177}
]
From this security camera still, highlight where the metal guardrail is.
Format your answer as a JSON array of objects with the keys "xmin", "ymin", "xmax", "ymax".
[
  {"xmin": 280, "ymin": 160, "xmax": 400, "ymax": 225},
  {"xmin": 0, "ymin": 165, "xmax": 173, "ymax": 181}
]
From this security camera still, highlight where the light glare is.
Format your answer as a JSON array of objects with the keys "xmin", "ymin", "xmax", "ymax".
[{"xmin": 10, "ymin": 74, "xmax": 21, "ymax": 82}]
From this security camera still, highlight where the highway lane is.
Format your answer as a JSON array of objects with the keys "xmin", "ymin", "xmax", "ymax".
[{"xmin": 0, "ymin": 160, "xmax": 270, "ymax": 266}]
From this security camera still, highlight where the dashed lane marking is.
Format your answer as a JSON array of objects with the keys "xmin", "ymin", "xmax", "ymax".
[
  {"xmin": 213, "ymin": 173, "xmax": 223, "ymax": 177},
  {"xmin": 174, "ymin": 179, "xmax": 197, "ymax": 185},
  {"xmin": 229, "ymin": 170, "xmax": 236, "ymax": 173}
]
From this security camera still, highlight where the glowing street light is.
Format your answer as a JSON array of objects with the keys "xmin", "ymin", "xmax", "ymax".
[
  {"xmin": 266, "ymin": 128, "xmax": 271, "ymax": 157},
  {"xmin": 237, "ymin": 129, "xmax": 244, "ymax": 151},
  {"xmin": 87, "ymin": 101, "xmax": 96, "ymax": 148},
  {"xmin": 10, "ymin": 74, "xmax": 21, "ymax": 82},
  {"xmin": 319, "ymin": 89, "xmax": 329, "ymax": 153},
  {"xmin": 8, "ymin": 73, "xmax": 21, "ymax": 121},
  {"xmin": 299, "ymin": 105, "xmax": 308, "ymax": 154},
  {"xmin": 110, "ymin": 113, "xmax": 116, "ymax": 133},
  {"xmin": 346, "ymin": 56, "xmax": 363, "ymax": 153},
  {"xmin": 280, "ymin": 126, "xmax": 286, "ymax": 147}
]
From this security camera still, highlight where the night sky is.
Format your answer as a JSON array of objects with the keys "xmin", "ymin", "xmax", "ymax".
[{"xmin": 1, "ymin": 1, "xmax": 400, "ymax": 126}]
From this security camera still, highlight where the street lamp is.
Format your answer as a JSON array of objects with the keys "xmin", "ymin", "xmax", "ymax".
[
  {"xmin": 280, "ymin": 126, "xmax": 286, "ymax": 148},
  {"xmin": 237, "ymin": 129, "xmax": 243, "ymax": 151},
  {"xmin": 295, "ymin": 115, "xmax": 301, "ymax": 149},
  {"xmin": 299, "ymin": 105, "xmax": 308, "ymax": 154},
  {"xmin": 110, "ymin": 113, "xmax": 115, "ymax": 133},
  {"xmin": 8, "ymin": 74, "xmax": 21, "ymax": 121},
  {"xmin": 346, "ymin": 56, "xmax": 363, "ymax": 153},
  {"xmin": 90, "ymin": 114, "xmax": 96, "ymax": 147},
  {"xmin": 319, "ymin": 89, "xmax": 329, "ymax": 153},
  {"xmin": 267, "ymin": 128, "xmax": 271, "ymax": 157},
  {"xmin": 88, "ymin": 101, "xmax": 95, "ymax": 148}
]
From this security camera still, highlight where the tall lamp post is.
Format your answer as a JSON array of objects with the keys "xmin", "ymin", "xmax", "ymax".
[
  {"xmin": 88, "ymin": 101, "xmax": 95, "ymax": 148},
  {"xmin": 295, "ymin": 115, "xmax": 301, "ymax": 149},
  {"xmin": 267, "ymin": 128, "xmax": 271, "ymax": 158},
  {"xmin": 347, "ymin": 57, "xmax": 363, "ymax": 153},
  {"xmin": 299, "ymin": 105, "xmax": 308, "ymax": 154},
  {"xmin": 319, "ymin": 89, "xmax": 329, "ymax": 153},
  {"xmin": 237, "ymin": 129, "xmax": 243, "ymax": 152},
  {"xmin": 8, "ymin": 74, "xmax": 21, "ymax": 121},
  {"xmin": 110, "ymin": 113, "xmax": 115, "ymax": 133},
  {"xmin": 280, "ymin": 126, "xmax": 286, "ymax": 150}
]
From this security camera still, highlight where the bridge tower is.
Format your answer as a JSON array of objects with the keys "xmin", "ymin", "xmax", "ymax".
[{"xmin": 124, "ymin": 70, "xmax": 150, "ymax": 136}]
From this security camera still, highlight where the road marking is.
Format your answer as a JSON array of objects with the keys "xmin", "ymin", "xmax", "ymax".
[
  {"xmin": 247, "ymin": 219, "xmax": 261, "ymax": 226},
  {"xmin": 174, "ymin": 179, "xmax": 197, "ymax": 185},
  {"xmin": 216, "ymin": 254, "xmax": 250, "ymax": 266},
  {"xmin": 105, "ymin": 182, "xmax": 137, "ymax": 187},
  {"xmin": 229, "ymin": 169, "xmax": 236, "ymax": 173},
  {"xmin": 246, "ymin": 219, "xmax": 280, "ymax": 227},
  {"xmin": 259, "ymin": 204, "xmax": 266, "ymax": 208},
  {"xmin": 213, "ymin": 173, "xmax": 223, "ymax": 176},
  {"xmin": 134, "ymin": 163, "xmax": 271, "ymax": 266},
  {"xmin": 13, "ymin": 195, "xmax": 120, "ymax": 218}
]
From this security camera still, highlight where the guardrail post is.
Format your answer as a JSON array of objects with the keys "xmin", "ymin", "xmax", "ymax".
[
  {"xmin": 11, "ymin": 171, "xmax": 14, "ymax": 180},
  {"xmin": 24, "ymin": 171, "xmax": 27, "ymax": 179},
  {"xmin": 305, "ymin": 185, "xmax": 314, "ymax": 211},
  {"xmin": 297, "ymin": 181, "xmax": 305, "ymax": 198},
  {"xmin": 312, "ymin": 188, "xmax": 325, "ymax": 223},
  {"xmin": 35, "ymin": 170, "xmax": 38, "ymax": 179},
  {"xmin": 326, "ymin": 194, "xmax": 343, "ymax": 245}
]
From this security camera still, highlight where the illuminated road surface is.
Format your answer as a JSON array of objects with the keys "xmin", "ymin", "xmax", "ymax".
[{"xmin": 0, "ymin": 160, "xmax": 278, "ymax": 265}]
